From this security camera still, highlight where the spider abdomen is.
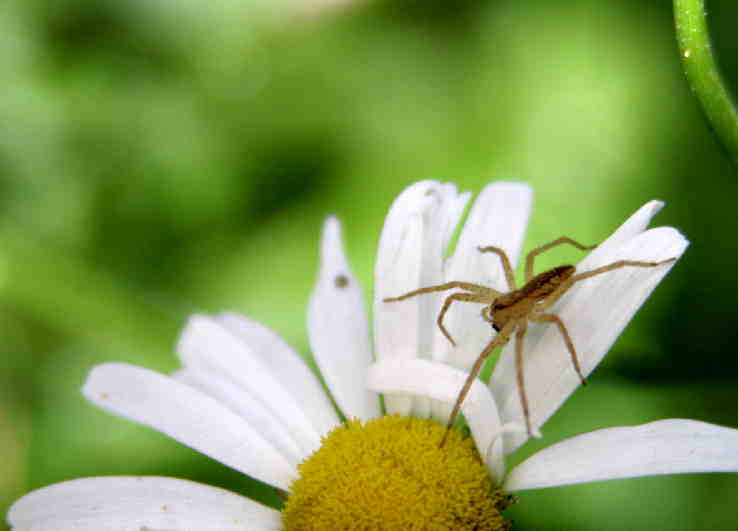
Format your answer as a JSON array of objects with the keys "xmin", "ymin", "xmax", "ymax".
[
  {"xmin": 490, "ymin": 265, "xmax": 575, "ymax": 331},
  {"xmin": 521, "ymin": 265, "xmax": 575, "ymax": 300}
]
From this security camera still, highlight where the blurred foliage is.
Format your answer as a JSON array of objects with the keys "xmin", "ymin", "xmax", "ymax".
[{"xmin": 1, "ymin": 0, "xmax": 737, "ymax": 529}]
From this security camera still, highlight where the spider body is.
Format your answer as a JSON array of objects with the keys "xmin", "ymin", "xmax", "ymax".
[
  {"xmin": 488, "ymin": 265, "xmax": 575, "ymax": 332},
  {"xmin": 383, "ymin": 236, "xmax": 675, "ymax": 445}
]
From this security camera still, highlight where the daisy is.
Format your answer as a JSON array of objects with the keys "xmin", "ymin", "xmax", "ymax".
[{"xmin": 8, "ymin": 181, "xmax": 738, "ymax": 531}]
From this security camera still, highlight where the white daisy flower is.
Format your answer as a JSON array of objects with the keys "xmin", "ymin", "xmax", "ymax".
[{"xmin": 9, "ymin": 181, "xmax": 738, "ymax": 531}]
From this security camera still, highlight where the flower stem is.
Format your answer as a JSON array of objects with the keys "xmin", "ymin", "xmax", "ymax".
[{"xmin": 674, "ymin": 0, "xmax": 738, "ymax": 165}]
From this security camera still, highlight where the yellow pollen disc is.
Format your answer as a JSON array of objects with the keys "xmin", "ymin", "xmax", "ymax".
[{"xmin": 282, "ymin": 415, "xmax": 511, "ymax": 530}]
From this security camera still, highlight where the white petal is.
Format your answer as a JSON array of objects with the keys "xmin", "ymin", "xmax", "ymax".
[
  {"xmin": 412, "ymin": 395, "xmax": 432, "ymax": 419},
  {"xmin": 375, "ymin": 216, "xmax": 423, "ymax": 417},
  {"xmin": 174, "ymin": 367, "xmax": 304, "ymax": 466},
  {"xmin": 373, "ymin": 181, "xmax": 470, "ymax": 415},
  {"xmin": 366, "ymin": 358, "xmax": 506, "ymax": 481},
  {"xmin": 83, "ymin": 364, "xmax": 295, "ymax": 490},
  {"xmin": 216, "ymin": 312, "xmax": 340, "ymax": 437},
  {"xmin": 177, "ymin": 316, "xmax": 323, "ymax": 456},
  {"xmin": 448, "ymin": 182, "xmax": 533, "ymax": 292},
  {"xmin": 434, "ymin": 182, "xmax": 533, "ymax": 371},
  {"xmin": 8, "ymin": 476, "xmax": 281, "ymax": 531},
  {"xmin": 491, "ymin": 210, "xmax": 688, "ymax": 453},
  {"xmin": 599, "ymin": 200, "xmax": 664, "ymax": 247},
  {"xmin": 308, "ymin": 216, "xmax": 380, "ymax": 421},
  {"xmin": 504, "ymin": 419, "xmax": 738, "ymax": 491}
]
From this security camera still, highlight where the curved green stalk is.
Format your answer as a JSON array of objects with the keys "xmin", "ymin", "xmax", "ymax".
[{"xmin": 674, "ymin": 0, "xmax": 738, "ymax": 165}]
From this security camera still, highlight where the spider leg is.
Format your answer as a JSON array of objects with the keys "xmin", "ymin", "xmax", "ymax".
[
  {"xmin": 514, "ymin": 322, "xmax": 533, "ymax": 437},
  {"xmin": 437, "ymin": 292, "xmax": 493, "ymax": 346},
  {"xmin": 530, "ymin": 312, "xmax": 587, "ymax": 386},
  {"xmin": 525, "ymin": 237, "xmax": 597, "ymax": 282},
  {"xmin": 538, "ymin": 257, "xmax": 676, "ymax": 313},
  {"xmin": 480, "ymin": 305, "xmax": 493, "ymax": 324},
  {"xmin": 383, "ymin": 281, "xmax": 498, "ymax": 302},
  {"xmin": 569, "ymin": 258, "xmax": 676, "ymax": 283},
  {"xmin": 476, "ymin": 245, "xmax": 517, "ymax": 291},
  {"xmin": 441, "ymin": 321, "xmax": 517, "ymax": 447}
]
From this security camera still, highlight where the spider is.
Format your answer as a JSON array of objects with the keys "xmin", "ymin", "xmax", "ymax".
[{"xmin": 383, "ymin": 236, "xmax": 676, "ymax": 443}]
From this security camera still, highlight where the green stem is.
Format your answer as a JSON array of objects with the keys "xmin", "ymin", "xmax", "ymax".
[{"xmin": 674, "ymin": 0, "xmax": 738, "ymax": 165}]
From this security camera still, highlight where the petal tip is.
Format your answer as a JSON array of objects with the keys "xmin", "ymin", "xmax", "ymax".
[
  {"xmin": 82, "ymin": 362, "xmax": 129, "ymax": 401},
  {"xmin": 647, "ymin": 199, "xmax": 665, "ymax": 211},
  {"xmin": 319, "ymin": 216, "xmax": 348, "ymax": 270},
  {"xmin": 322, "ymin": 215, "xmax": 341, "ymax": 239},
  {"xmin": 485, "ymin": 180, "xmax": 533, "ymax": 194},
  {"xmin": 176, "ymin": 314, "xmax": 214, "ymax": 353},
  {"xmin": 646, "ymin": 226, "xmax": 690, "ymax": 257}
]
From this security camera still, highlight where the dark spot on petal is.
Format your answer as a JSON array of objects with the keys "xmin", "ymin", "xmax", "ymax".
[{"xmin": 334, "ymin": 275, "xmax": 349, "ymax": 288}]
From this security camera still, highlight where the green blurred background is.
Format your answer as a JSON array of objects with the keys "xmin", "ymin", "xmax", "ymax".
[{"xmin": 2, "ymin": 0, "xmax": 737, "ymax": 529}]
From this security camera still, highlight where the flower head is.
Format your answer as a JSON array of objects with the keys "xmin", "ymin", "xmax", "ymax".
[{"xmin": 8, "ymin": 181, "xmax": 738, "ymax": 531}]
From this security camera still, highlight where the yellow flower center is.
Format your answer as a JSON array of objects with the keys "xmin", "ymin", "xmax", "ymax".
[{"xmin": 282, "ymin": 415, "xmax": 511, "ymax": 530}]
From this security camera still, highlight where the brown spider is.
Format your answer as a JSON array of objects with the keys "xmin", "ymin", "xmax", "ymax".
[{"xmin": 383, "ymin": 236, "xmax": 676, "ymax": 444}]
